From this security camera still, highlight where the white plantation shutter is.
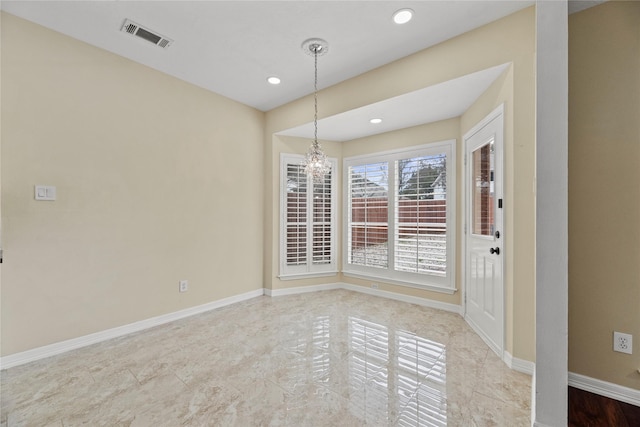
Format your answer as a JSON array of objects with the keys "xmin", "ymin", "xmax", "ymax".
[
  {"xmin": 395, "ymin": 154, "xmax": 447, "ymax": 276},
  {"xmin": 286, "ymin": 163, "xmax": 308, "ymax": 266},
  {"xmin": 348, "ymin": 162, "xmax": 389, "ymax": 269},
  {"xmin": 343, "ymin": 141, "xmax": 455, "ymax": 292},
  {"xmin": 280, "ymin": 154, "xmax": 337, "ymax": 278},
  {"xmin": 312, "ymin": 174, "xmax": 332, "ymax": 264}
]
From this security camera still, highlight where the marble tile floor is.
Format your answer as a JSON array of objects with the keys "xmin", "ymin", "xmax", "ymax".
[{"xmin": 0, "ymin": 290, "xmax": 532, "ymax": 426}]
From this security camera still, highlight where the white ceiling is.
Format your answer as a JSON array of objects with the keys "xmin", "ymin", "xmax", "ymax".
[
  {"xmin": 279, "ymin": 63, "xmax": 510, "ymax": 141},
  {"xmin": 1, "ymin": 1, "xmax": 535, "ymax": 111},
  {"xmin": 1, "ymin": 1, "xmax": 604, "ymax": 141}
]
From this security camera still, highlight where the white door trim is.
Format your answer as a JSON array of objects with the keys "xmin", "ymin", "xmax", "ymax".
[{"xmin": 462, "ymin": 103, "xmax": 505, "ymax": 359}]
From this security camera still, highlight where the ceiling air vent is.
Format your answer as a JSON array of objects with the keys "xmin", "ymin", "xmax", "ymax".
[{"xmin": 120, "ymin": 19, "xmax": 173, "ymax": 49}]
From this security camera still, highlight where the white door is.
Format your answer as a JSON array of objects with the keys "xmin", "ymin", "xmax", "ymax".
[{"xmin": 464, "ymin": 106, "xmax": 504, "ymax": 357}]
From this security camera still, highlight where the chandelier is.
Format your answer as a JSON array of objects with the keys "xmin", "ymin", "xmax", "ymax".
[{"xmin": 301, "ymin": 38, "xmax": 331, "ymax": 181}]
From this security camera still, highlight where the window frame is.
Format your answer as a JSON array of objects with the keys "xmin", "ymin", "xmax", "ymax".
[
  {"xmin": 279, "ymin": 153, "xmax": 338, "ymax": 280},
  {"xmin": 343, "ymin": 141, "xmax": 456, "ymax": 293}
]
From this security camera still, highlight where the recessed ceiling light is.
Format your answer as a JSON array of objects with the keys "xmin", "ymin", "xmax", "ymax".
[
  {"xmin": 267, "ymin": 76, "xmax": 281, "ymax": 85},
  {"xmin": 393, "ymin": 8, "xmax": 414, "ymax": 25},
  {"xmin": 370, "ymin": 118, "xmax": 383, "ymax": 124}
]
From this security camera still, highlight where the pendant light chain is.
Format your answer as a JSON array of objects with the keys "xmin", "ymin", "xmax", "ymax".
[
  {"xmin": 314, "ymin": 46, "xmax": 318, "ymax": 148},
  {"xmin": 302, "ymin": 39, "xmax": 331, "ymax": 181}
]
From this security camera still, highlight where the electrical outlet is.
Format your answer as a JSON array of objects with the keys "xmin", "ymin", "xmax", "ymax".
[
  {"xmin": 179, "ymin": 280, "xmax": 188, "ymax": 293},
  {"xmin": 613, "ymin": 332, "xmax": 632, "ymax": 354},
  {"xmin": 371, "ymin": 283, "xmax": 379, "ymax": 289}
]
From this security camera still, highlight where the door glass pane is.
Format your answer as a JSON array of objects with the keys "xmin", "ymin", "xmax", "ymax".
[{"xmin": 472, "ymin": 139, "xmax": 495, "ymax": 236}]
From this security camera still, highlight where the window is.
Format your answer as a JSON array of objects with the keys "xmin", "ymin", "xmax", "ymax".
[
  {"xmin": 344, "ymin": 141, "xmax": 456, "ymax": 292},
  {"xmin": 349, "ymin": 162, "xmax": 389, "ymax": 269},
  {"xmin": 280, "ymin": 154, "xmax": 337, "ymax": 279}
]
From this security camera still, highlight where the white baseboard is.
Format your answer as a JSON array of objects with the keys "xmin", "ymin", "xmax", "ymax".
[
  {"xmin": 465, "ymin": 315, "xmax": 502, "ymax": 357},
  {"xmin": 340, "ymin": 282, "xmax": 462, "ymax": 314},
  {"xmin": 530, "ymin": 371, "xmax": 639, "ymax": 424},
  {"xmin": 0, "ymin": 288, "xmax": 264, "ymax": 370},
  {"xmin": 266, "ymin": 282, "xmax": 462, "ymax": 314},
  {"xmin": 504, "ymin": 350, "xmax": 535, "ymax": 375},
  {"xmin": 569, "ymin": 372, "xmax": 640, "ymax": 407},
  {"xmin": 265, "ymin": 282, "xmax": 341, "ymax": 297},
  {"xmin": 463, "ymin": 319, "xmax": 536, "ymax": 376}
]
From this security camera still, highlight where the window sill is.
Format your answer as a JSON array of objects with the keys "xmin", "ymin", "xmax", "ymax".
[
  {"xmin": 342, "ymin": 271, "xmax": 457, "ymax": 295},
  {"xmin": 278, "ymin": 271, "xmax": 339, "ymax": 281}
]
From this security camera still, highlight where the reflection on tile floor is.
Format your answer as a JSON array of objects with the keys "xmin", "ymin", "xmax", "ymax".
[{"xmin": 0, "ymin": 290, "xmax": 532, "ymax": 426}]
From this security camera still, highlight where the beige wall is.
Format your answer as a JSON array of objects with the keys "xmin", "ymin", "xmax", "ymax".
[
  {"xmin": 569, "ymin": 2, "xmax": 640, "ymax": 390},
  {"xmin": 0, "ymin": 13, "xmax": 265, "ymax": 356},
  {"xmin": 460, "ymin": 65, "xmax": 537, "ymax": 361},
  {"xmin": 265, "ymin": 7, "xmax": 536, "ymax": 362}
]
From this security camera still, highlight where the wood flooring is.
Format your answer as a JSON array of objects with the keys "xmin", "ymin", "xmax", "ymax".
[{"xmin": 569, "ymin": 387, "xmax": 640, "ymax": 427}]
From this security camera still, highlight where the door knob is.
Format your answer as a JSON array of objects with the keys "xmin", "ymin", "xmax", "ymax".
[
  {"xmin": 495, "ymin": 231, "xmax": 500, "ymax": 239},
  {"xmin": 490, "ymin": 247, "xmax": 500, "ymax": 255}
]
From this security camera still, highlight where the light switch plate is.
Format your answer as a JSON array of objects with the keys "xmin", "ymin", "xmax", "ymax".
[{"xmin": 35, "ymin": 185, "xmax": 56, "ymax": 201}]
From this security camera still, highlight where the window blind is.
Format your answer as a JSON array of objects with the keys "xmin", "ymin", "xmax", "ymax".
[
  {"xmin": 348, "ymin": 162, "xmax": 389, "ymax": 269},
  {"xmin": 280, "ymin": 154, "xmax": 337, "ymax": 278},
  {"xmin": 394, "ymin": 154, "xmax": 447, "ymax": 276},
  {"xmin": 312, "ymin": 174, "xmax": 332, "ymax": 264},
  {"xmin": 286, "ymin": 163, "xmax": 308, "ymax": 266}
]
